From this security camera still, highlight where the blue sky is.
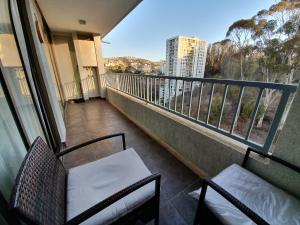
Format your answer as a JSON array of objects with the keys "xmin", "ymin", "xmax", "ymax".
[{"xmin": 102, "ymin": 0, "xmax": 274, "ymax": 61}]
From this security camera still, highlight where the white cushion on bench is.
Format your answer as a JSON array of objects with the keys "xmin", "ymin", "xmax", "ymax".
[
  {"xmin": 67, "ymin": 148, "xmax": 155, "ymax": 225},
  {"xmin": 191, "ymin": 164, "xmax": 300, "ymax": 225}
]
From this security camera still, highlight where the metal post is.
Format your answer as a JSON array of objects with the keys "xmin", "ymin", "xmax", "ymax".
[
  {"xmin": 181, "ymin": 81, "xmax": 185, "ymax": 114},
  {"xmin": 206, "ymin": 83, "xmax": 215, "ymax": 124},
  {"xmin": 174, "ymin": 79, "xmax": 178, "ymax": 111},
  {"xmin": 196, "ymin": 83, "xmax": 203, "ymax": 120},
  {"xmin": 263, "ymin": 90, "xmax": 291, "ymax": 152},
  {"xmin": 154, "ymin": 78, "xmax": 157, "ymax": 104},
  {"xmin": 245, "ymin": 88, "xmax": 263, "ymax": 140},
  {"xmin": 230, "ymin": 86, "xmax": 244, "ymax": 134},
  {"xmin": 217, "ymin": 84, "xmax": 228, "ymax": 128},
  {"xmin": 168, "ymin": 79, "xmax": 171, "ymax": 109},
  {"xmin": 188, "ymin": 81, "xmax": 194, "ymax": 117}
]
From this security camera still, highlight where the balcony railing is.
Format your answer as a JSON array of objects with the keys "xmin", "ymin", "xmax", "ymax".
[
  {"xmin": 62, "ymin": 75, "xmax": 99, "ymax": 100},
  {"xmin": 104, "ymin": 73, "xmax": 298, "ymax": 152}
]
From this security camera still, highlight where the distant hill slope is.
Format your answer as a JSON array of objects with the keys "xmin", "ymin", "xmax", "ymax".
[{"xmin": 104, "ymin": 56, "xmax": 162, "ymax": 74}]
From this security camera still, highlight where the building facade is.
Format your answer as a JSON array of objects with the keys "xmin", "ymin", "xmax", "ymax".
[
  {"xmin": 166, "ymin": 36, "xmax": 207, "ymax": 78},
  {"xmin": 165, "ymin": 36, "xmax": 208, "ymax": 102}
]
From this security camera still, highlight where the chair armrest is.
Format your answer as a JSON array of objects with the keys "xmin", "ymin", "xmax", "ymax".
[
  {"xmin": 65, "ymin": 173, "xmax": 161, "ymax": 225},
  {"xmin": 242, "ymin": 147, "xmax": 300, "ymax": 174},
  {"xmin": 194, "ymin": 178, "xmax": 269, "ymax": 225},
  {"xmin": 56, "ymin": 133, "xmax": 126, "ymax": 157}
]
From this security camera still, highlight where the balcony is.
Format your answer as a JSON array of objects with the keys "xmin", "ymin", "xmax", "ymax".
[
  {"xmin": 60, "ymin": 73, "xmax": 300, "ymax": 224},
  {"xmin": 1, "ymin": 0, "xmax": 300, "ymax": 224}
]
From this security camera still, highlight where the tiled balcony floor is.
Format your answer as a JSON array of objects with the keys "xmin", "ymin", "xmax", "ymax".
[{"xmin": 64, "ymin": 99, "xmax": 202, "ymax": 225}]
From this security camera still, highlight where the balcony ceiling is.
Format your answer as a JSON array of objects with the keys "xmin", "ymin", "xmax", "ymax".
[{"xmin": 36, "ymin": 0, "xmax": 142, "ymax": 36}]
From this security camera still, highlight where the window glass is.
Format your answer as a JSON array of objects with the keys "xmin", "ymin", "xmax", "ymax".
[
  {"xmin": 0, "ymin": 83, "xmax": 26, "ymax": 201},
  {"xmin": 0, "ymin": 0, "xmax": 45, "ymax": 143}
]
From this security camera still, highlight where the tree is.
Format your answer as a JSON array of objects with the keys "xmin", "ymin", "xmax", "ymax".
[
  {"xmin": 226, "ymin": 19, "xmax": 255, "ymax": 80},
  {"xmin": 205, "ymin": 39, "xmax": 235, "ymax": 77}
]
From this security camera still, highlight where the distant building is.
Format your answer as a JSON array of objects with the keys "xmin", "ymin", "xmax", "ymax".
[
  {"xmin": 165, "ymin": 36, "xmax": 208, "ymax": 100},
  {"xmin": 160, "ymin": 60, "xmax": 166, "ymax": 74},
  {"xmin": 166, "ymin": 35, "xmax": 207, "ymax": 78}
]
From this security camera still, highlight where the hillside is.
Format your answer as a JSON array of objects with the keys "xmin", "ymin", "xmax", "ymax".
[{"xmin": 104, "ymin": 56, "xmax": 161, "ymax": 74}]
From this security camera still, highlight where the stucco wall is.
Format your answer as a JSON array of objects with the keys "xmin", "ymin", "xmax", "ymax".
[{"xmin": 107, "ymin": 87, "xmax": 300, "ymax": 198}]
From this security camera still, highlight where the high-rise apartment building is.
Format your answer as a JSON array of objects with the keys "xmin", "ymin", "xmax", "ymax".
[
  {"xmin": 164, "ymin": 36, "xmax": 208, "ymax": 102},
  {"xmin": 166, "ymin": 36, "xmax": 207, "ymax": 78}
]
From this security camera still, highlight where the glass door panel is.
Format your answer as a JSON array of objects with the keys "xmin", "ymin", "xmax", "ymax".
[
  {"xmin": 0, "ymin": 0, "xmax": 45, "ymax": 143},
  {"xmin": 0, "ymin": 83, "xmax": 26, "ymax": 201}
]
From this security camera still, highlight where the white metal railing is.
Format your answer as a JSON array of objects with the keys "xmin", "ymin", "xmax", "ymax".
[
  {"xmin": 104, "ymin": 73, "xmax": 298, "ymax": 152},
  {"xmin": 62, "ymin": 75, "xmax": 100, "ymax": 100}
]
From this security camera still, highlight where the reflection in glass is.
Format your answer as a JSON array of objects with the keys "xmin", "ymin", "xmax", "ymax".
[{"xmin": 0, "ymin": 0, "xmax": 44, "ymax": 143}]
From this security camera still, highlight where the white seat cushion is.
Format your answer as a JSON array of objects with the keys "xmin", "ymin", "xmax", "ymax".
[
  {"xmin": 67, "ymin": 148, "xmax": 155, "ymax": 225},
  {"xmin": 191, "ymin": 164, "xmax": 300, "ymax": 225}
]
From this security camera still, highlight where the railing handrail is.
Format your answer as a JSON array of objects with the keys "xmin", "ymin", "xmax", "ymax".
[
  {"xmin": 103, "ymin": 73, "xmax": 298, "ymax": 152},
  {"xmin": 105, "ymin": 73, "xmax": 298, "ymax": 92}
]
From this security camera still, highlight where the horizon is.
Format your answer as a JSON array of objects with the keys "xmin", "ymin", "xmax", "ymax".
[{"xmin": 102, "ymin": 0, "xmax": 274, "ymax": 61}]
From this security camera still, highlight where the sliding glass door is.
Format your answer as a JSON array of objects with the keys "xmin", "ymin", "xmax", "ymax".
[
  {"xmin": 0, "ymin": 83, "xmax": 26, "ymax": 201},
  {"xmin": 0, "ymin": 0, "xmax": 45, "ymax": 144}
]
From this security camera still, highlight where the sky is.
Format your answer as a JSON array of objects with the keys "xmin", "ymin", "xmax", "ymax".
[{"xmin": 102, "ymin": 0, "xmax": 274, "ymax": 61}]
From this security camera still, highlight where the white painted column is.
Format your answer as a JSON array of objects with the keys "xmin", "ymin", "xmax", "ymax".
[
  {"xmin": 72, "ymin": 32, "xmax": 89, "ymax": 100},
  {"xmin": 93, "ymin": 34, "xmax": 106, "ymax": 98}
]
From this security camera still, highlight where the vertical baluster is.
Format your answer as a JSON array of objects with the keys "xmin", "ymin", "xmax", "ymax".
[
  {"xmin": 128, "ymin": 75, "xmax": 132, "ymax": 95},
  {"xmin": 154, "ymin": 78, "xmax": 157, "ymax": 104},
  {"xmin": 146, "ymin": 77, "xmax": 148, "ymax": 101},
  {"xmin": 163, "ymin": 78, "xmax": 166, "ymax": 107},
  {"xmin": 150, "ymin": 78, "xmax": 153, "ymax": 102},
  {"xmin": 159, "ymin": 78, "xmax": 162, "ymax": 105},
  {"xmin": 139, "ymin": 77, "xmax": 142, "ymax": 98},
  {"xmin": 168, "ymin": 79, "xmax": 171, "ymax": 109},
  {"xmin": 137, "ymin": 77, "xmax": 140, "ymax": 97},
  {"xmin": 181, "ymin": 80, "xmax": 185, "ymax": 114},
  {"xmin": 125, "ymin": 75, "xmax": 128, "ymax": 93},
  {"xmin": 245, "ymin": 88, "xmax": 263, "ymax": 140},
  {"xmin": 128, "ymin": 75, "xmax": 130, "ymax": 94},
  {"xmin": 206, "ymin": 83, "xmax": 215, "ymax": 124},
  {"xmin": 143, "ymin": 77, "xmax": 145, "ymax": 99},
  {"xmin": 141, "ymin": 77, "xmax": 144, "ymax": 99},
  {"xmin": 174, "ymin": 79, "xmax": 178, "ymax": 111},
  {"xmin": 230, "ymin": 86, "xmax": 244, "ymax": 134},
  {"xmin": 263, "ymin": 90, "xmax": 291, "ymax": 152},
  {"xmin": 127, "ymin": 75, "xmax": 129, "ymax": 94},
  {"xmin": 131, "ymin": 76, "xmax": 134, "ymax": 95},
  {"xmin": 146, "ymin": 77, "xmax": 149, "ymax": 101},
  {"xmin": 134, "ymin": 76, "xmax": 137, "ymax": 96},
  {"xmin": 188, "ymin": 81, "xmax": 193, "ymax": 117},
  {"xmin": 217, "ymin": 84, "xmax": 228, "ymax": 128},
  {"xmin": 196, "ymin": 82, "xmax": 203, "ymax": 120}
]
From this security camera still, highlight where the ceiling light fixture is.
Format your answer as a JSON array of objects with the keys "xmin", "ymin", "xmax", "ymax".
[{"xmin": 78, "ymin": 19, "xmax": 86, "ymax": 25}]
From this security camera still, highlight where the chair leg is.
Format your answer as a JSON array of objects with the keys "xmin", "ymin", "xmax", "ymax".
[
  {"xmin": 154, "ymin": 210, "xmax": 159, "ymax": 225},
  {"xmin": 154, "ymin": 195, "xmax": 160, "ymax": 225},
  {"xmin": 193, "ymin": 183, "xmax": 208, "ymax": 225},
  {"xmin": 154, "ymin": 176, "xmax": 161, "ymax": 225}
]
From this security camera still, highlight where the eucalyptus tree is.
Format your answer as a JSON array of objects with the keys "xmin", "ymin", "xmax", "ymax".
[
  {"xmin": 251, "ymin": 0, "xmax": 300, "ymax": 127},
  {"xmin": 226, "ymin": 19, "xmax": 255, "ymax": 80}
]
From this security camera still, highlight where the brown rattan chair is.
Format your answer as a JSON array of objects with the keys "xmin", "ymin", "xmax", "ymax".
[{"xmin": 10, "ymin": 134, "xmax": 161, "ymax": 225}]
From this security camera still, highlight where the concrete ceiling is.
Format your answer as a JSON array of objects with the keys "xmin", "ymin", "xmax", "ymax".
[{"xmin": 36, "ymin": 0, "xmax": 142, "ymax": 36}]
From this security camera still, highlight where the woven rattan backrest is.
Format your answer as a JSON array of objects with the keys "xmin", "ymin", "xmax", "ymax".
[{"xmin": 10, "ymin": 137, "xmax": 66, "ymax": 225}]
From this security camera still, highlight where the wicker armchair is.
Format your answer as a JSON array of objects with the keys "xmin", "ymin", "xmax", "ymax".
[
  {"xmin": 192, "ymin": 147, "xmax": 300, "ymax": 225},
  {"xmin": 10, "ymin": 134, "xmax": 161, "ymax": 225}
]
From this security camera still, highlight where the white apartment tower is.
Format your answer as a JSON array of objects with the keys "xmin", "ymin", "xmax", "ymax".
[
  {"xmin": 166, "ymin": 36, "xmax": 208, "ymax": 78},
  {"xmin": 164, "ymin": 36, "xmax": 208, "ymax": 102}
]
